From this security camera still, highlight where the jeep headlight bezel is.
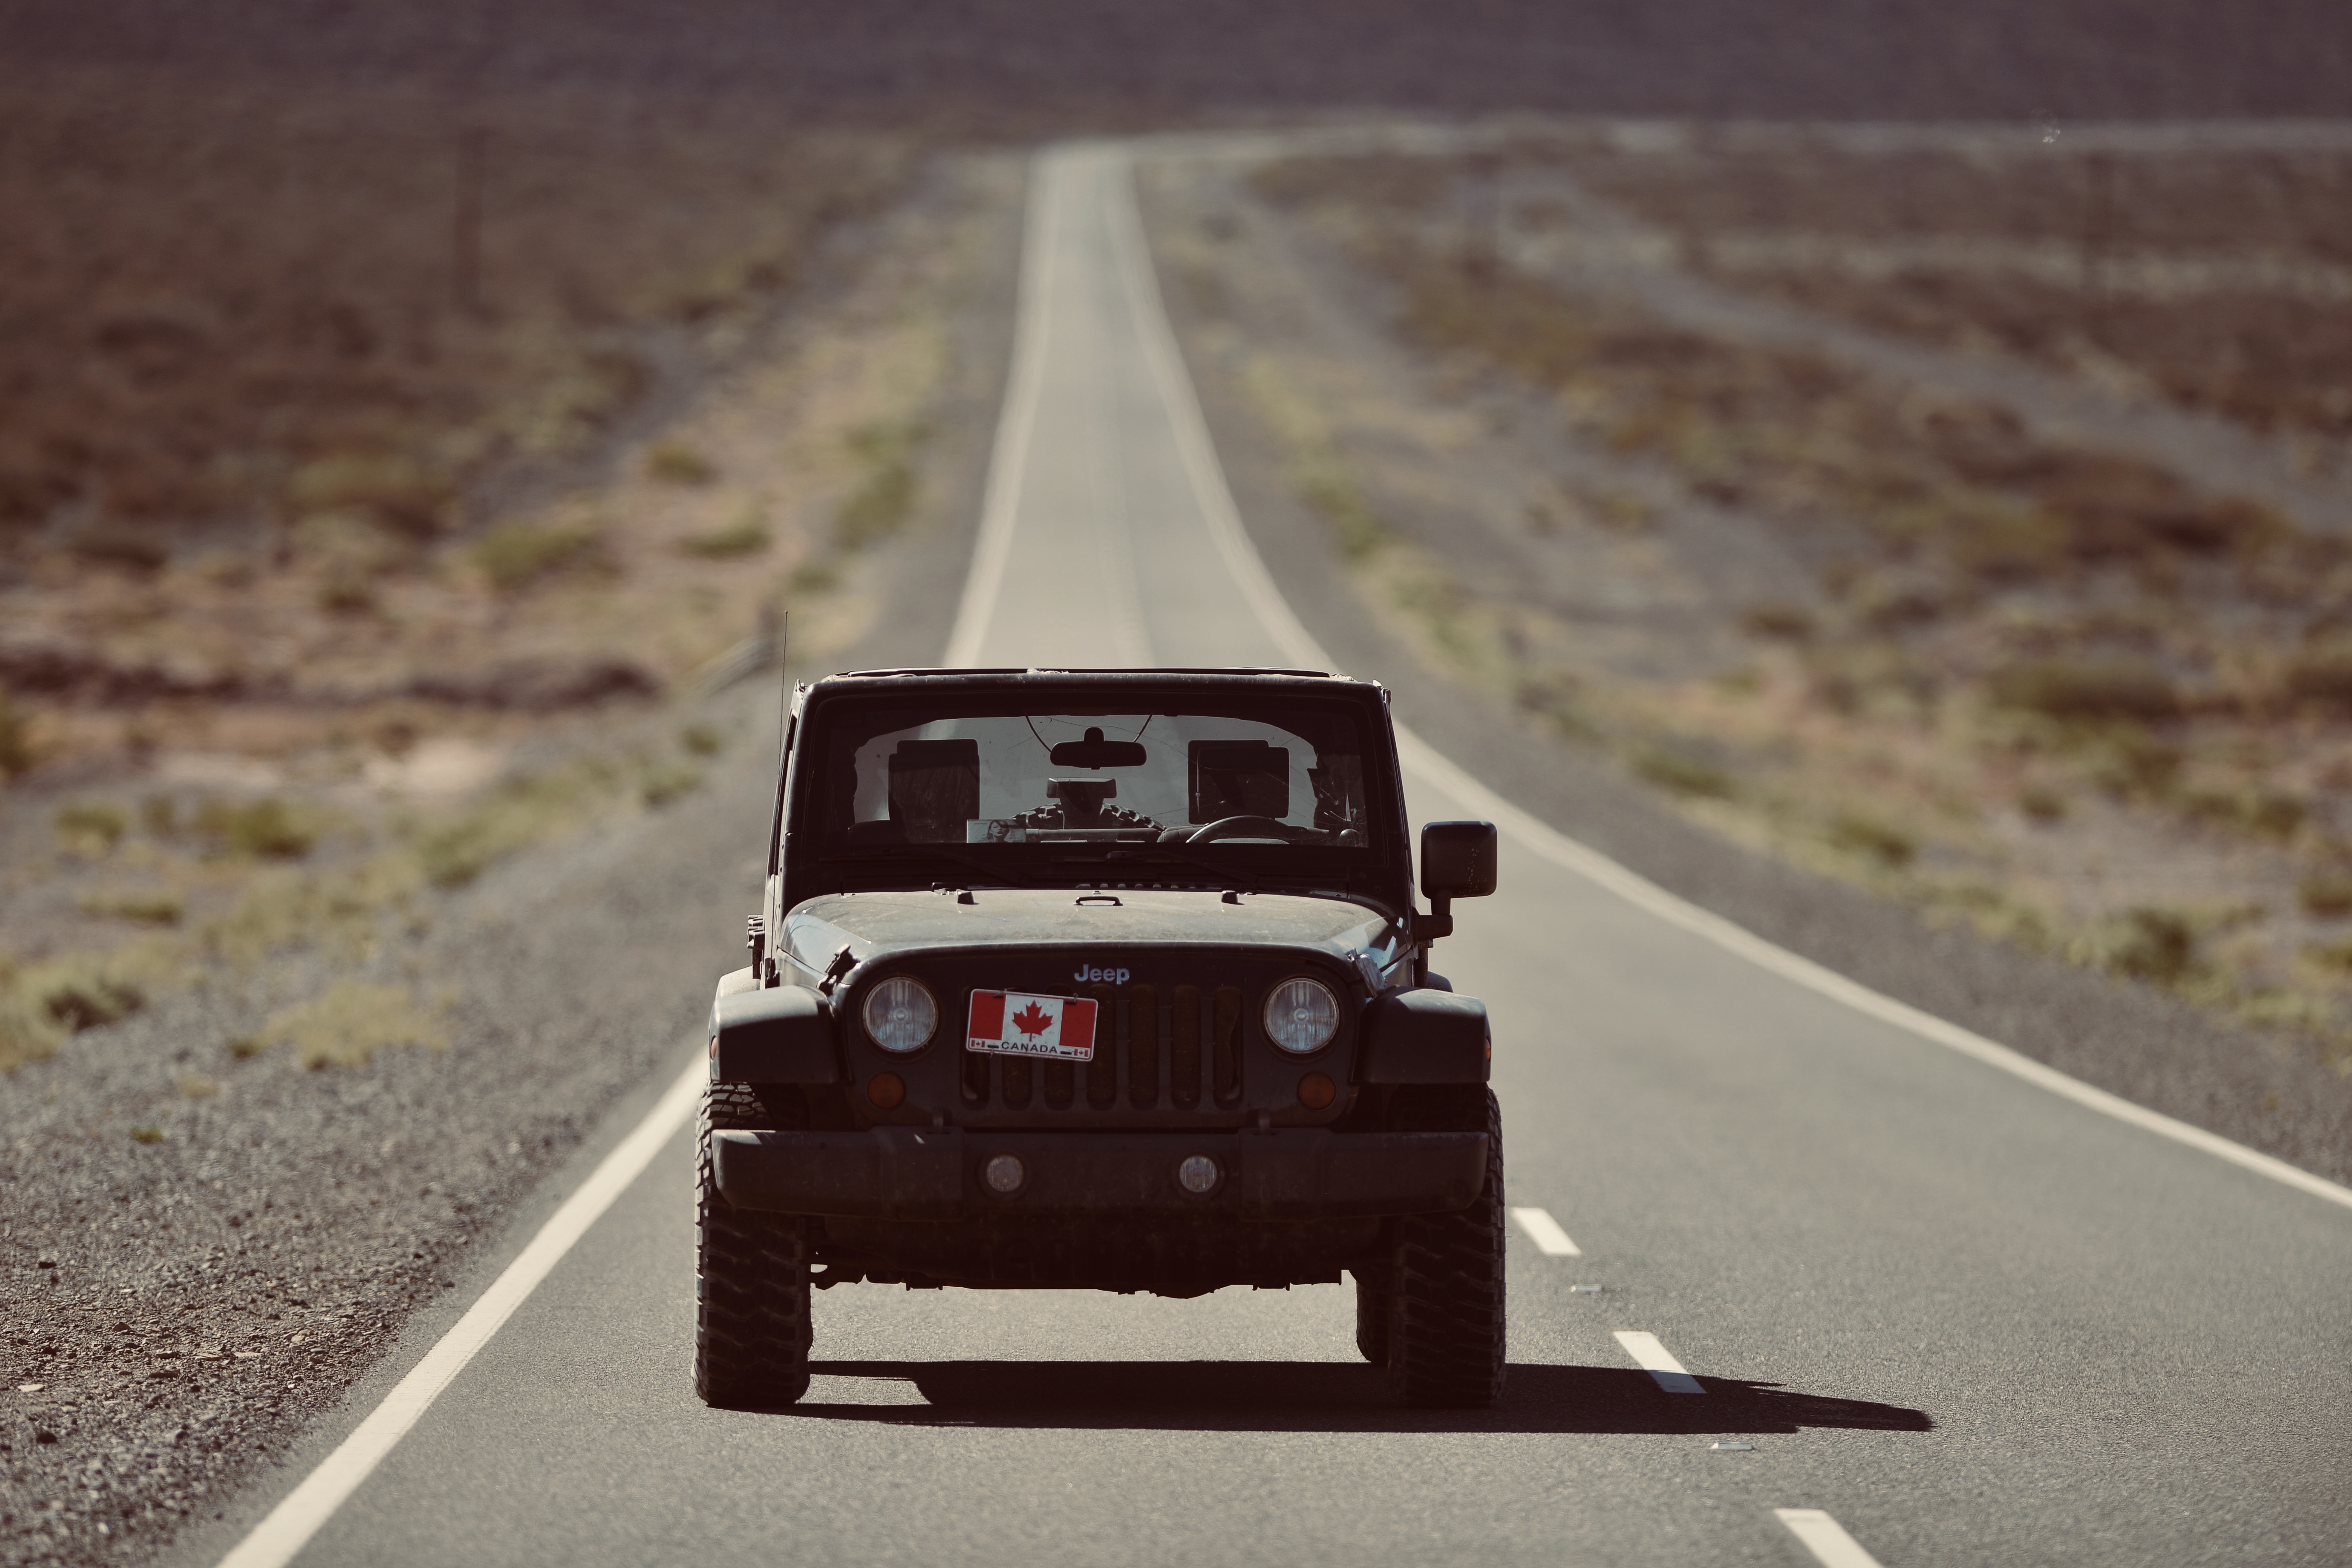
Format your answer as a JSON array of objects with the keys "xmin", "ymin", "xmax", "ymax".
[
  {"xmin": 861, "ymin": 975, "xmax": 939, "ymax": 1054},
  {"xmin": 1263, "ymin": 975, "xmax": 1340, "ymax": 1055}
]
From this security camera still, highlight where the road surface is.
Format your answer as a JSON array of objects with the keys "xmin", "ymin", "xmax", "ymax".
[{"xmin": 195, "ymin": 143, "xmax": 2352, "ymax": 1568}]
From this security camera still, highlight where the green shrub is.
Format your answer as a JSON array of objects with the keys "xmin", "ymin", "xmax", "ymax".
[
  {"xmin": 1297, "ymin": 470, "xmax": 1387, "ymax": 561},
  {"xmin": 1632, "ymin": 746, "xmax": 1737, "ymax": 800},
  {"xmin": 680, "ymin": 723, "xmax": 723, "ymax": 757},
  {"xmin": 678, "ymin": 513, "xmax": 772, "ymax": 559},
  {"xmin": 2283, "ymin": 643, "xmax": 2352, "ymax": 714},
  {"xmin": 2304, "ymin": 937, "xmax": 2352, "ymax": 973},
  {"xmin": 55, "ymin": 800, "xmax": 129, "ymax": 852},
  {"xmin": 0, "ymin": 687, "xmax": 33, "ymax": 778},
  {"xmin": 129, "ymin": 1125, "xmax": 164, "ymax": 1144},
  {"xmin": 1740, "ymin": 603, "xmax": 1814, "ymax": 641},
  {"xmin": 0, "ymin": 991, "xmax": 63, "ymax": 1072},
  {"xmin": 2299, "ymin": 872, "xmax": 2352, "ymax": 918},
  {"xmin": 2018, "ymin": 785, "xmax": 2068, "ymax": 824},
  {"xmin": 645, "ymin": 441, "xmax": 717, "ymax": 485},
  {"xmin": 835, "ymin": 458, "xmax": 915, "ymax": 551},
  {"xmin": 80, "ymin": 891, "xmax": 184, "ymax": 926},
  {"xmin": 2183, "ymin": 787, "xmax": 2307, "ymax": 842},
  {"xmin": 196, "ymin": 798, "xmax": 315, "ymax": 859},
  {"xmin": 472, "ymin": 520, "xmax": 607, "ymax": 594},
  {"xmin": 640, "ymin": 760, "xmax": 703, "ymax": 808},
  {"xmin": 256, "ymin": 979, "xmax": 446, "ymax": 1070},
  {"xmin": 787, "ymin": 557, "xmax": 842, "ymax": 595},
  {"xmin": 1989, "ymin": 658, "xmax": 2181, "ymax": 723},
  {"xmin": 1827, "ymin": 810, "xmax": 1917, "ymax": 868},
  {"xmin": 33, "ymin": 958, "xmax": 146, "ymax": 1032},
  {"xmin": 285, "ymin": 453, "xmax": 451, "ymax": 538},
  {"xmin": 2095, "ymin": 907, "xmax": 2199, "ymax": 985},
  {"xmin": 63, "ymin": 521, "xmax": 170, "ymax": 571}
]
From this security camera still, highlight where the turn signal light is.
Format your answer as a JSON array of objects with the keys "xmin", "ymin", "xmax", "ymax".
[
  {"xmin": 867, "ymin": 1072, "xmax": 906, "ymax": 1110},
  {"xmin": 1297, "ymin": 1072, "xmax": 1336, "ymax": 1110}
]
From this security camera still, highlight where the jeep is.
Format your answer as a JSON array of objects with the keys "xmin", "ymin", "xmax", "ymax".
[{"xmin": 697, "ymin": 667, "xmax": 1503, "ymax": 1407}]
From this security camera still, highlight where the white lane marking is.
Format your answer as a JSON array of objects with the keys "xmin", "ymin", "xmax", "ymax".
[
  {"xmin": 1612, "ymin": 1329, "xmax": 1705, "ymax": 1394},
  {"xmin": 1510, "ymin": 1206, "xmax": 1581, "ymax": 1255},
  {"xmin": 213, "ymin": 1059, "xmax": 707, "ymax": 1568},
  {"xmin": 1104, "ymin": 141, "xmax": 2352, "ymax": 1221},
  {"xmin": 942, "ymin": 150, "xmax": 1064, "ymax": 669},
  {"xmin": 1775, "ymin": 1508, "xmax": 1887, "ymax": 1568}
]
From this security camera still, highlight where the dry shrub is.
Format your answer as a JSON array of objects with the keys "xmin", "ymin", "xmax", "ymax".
[
  {"xmin": 257, "ymin": 980, "xmax": 447, "ymax": 1070},
  {"xmin": 194, "ymin": 798, "xmax": 317, "ymax": 860},
  {"xmin": 678, "ymin": 510, "xmax": 772, "ymax": 560},
  {"xmin": 645, "ymin": 441, "xmax": 718, "ymax": 486},
  {"xmin": 1989, "ymin": 658, "xmax": 2182, "ymax": 723},
  {"xmin": 1563, "ymin": 142, "xmax": 2352, "ymax": 438},
  {"xmin": 1632, "ymin": 746, "xmax": 1737, "ymax": 799},
  {"xmin": 54, "ymin": 800, "xmax": 129, "ymax": 852},
  {"xmin": 2283, "ymin": 643, "xmax": 2352, "ymax": 715},
  {"xmin": 472, "ymin": 519, "xmax": 608, "ymax": 594},
  {"xmin": 0, "ymin": 69, "xmax": 919, "ymax": 555}
]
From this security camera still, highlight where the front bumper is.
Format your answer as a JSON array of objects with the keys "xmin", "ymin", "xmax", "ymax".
[{"xmin": 712, "ymin": 1127, "xmax": 1488, "ymax": 1220}]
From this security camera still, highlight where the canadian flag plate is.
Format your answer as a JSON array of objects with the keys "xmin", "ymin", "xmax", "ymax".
[{"xmin": 966, "ymin": 990, "xmax": 1099, "ymax": 1062}]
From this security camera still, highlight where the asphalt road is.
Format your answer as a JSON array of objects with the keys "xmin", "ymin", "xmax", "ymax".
[{"xmin": 190, "ymin": 144, "xmax": 2352, "ymax": 1568}]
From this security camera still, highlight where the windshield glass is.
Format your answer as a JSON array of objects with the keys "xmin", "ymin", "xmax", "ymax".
[{"xmin": 796, "ymin": 691, "xmax": 1394, "ymax": 889}]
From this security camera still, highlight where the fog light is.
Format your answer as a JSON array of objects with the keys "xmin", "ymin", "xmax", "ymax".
[
  {"xmin": 1176, "ymin": 1154, "xmax": 1220, "ymax": 1195},
  {"xmin": 867, "ymin": 1072, "xmax": 905, "ymax": 1110},
  {"xmin": 1297, "ymin": 1072, "xmax": 1336, "ymax": 1110},
  {"xmin": 983, "ymin": 1153, "xmax": 1026, "ymax": 1195}
]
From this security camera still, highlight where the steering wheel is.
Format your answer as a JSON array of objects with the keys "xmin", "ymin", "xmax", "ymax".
[{"xmin": 1187, "ymin": 814, "xmax": 1304, "ymax": 844}]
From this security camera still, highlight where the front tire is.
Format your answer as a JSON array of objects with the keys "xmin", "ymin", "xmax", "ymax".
[
  {"xmin": 695, "ymin": 1083, "xmax": 812, "ymax": 1408},
  {"xmin": 1353, "ymin": 1269, "xmax": 1391, "ymax": 1366},
  {"xmin": 1382, "ymin": 1086, "xmax": 1506, "ymax": 1408}
]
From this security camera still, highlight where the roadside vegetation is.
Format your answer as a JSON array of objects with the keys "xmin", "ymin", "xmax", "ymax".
[{"xmin": 1239, "ymin": 142, "xmax": 2352, "ymax": 1069}]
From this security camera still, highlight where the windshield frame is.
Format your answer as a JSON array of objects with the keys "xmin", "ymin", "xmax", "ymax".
[{"xmin": 781, "ymin": 672, "xmax": 1413, "ymax": 915}]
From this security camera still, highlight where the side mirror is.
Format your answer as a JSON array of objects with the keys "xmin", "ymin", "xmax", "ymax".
[
  {"xmin": 1421, "ymin": 820, "xmax": 1498, "ymax": 900},
  {"xmin": 1416, "ymin": 820, "xmax": 1496, "ymax": 958}
]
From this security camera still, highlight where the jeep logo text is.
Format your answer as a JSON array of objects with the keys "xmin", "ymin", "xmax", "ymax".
[{"xmin": 1073, "ymin": 965, "xmax": 1132, "ymax": 985}]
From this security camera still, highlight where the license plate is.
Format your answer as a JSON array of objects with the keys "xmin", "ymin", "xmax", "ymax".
[{"xmin": 965, "ymin": 990, "xmax": 1098, "ymax": 1062}]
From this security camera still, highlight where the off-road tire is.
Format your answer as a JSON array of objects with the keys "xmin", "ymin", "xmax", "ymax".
[
  {"xmin": 1354, "ymin": 1270, "xmax": 1392, "ymax": 1366},
  {"xmin": 695, "ymin": 1083, "xmax": 812, "ymax": 1408},
  {"xmin": 1384, "ymin": 1087, "xmax": 1506, "ymax": 1408}
]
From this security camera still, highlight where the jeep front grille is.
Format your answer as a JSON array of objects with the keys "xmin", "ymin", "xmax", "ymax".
[{"xmin": 962, "ymin": 983, "xmax": 1245, "ymax": 1118}]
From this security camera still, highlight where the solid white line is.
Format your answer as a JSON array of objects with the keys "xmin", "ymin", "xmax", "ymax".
[
  {"xmin": 213, "ymin": 1059, "xmax": 708, "ymax": 1568},
  {"xmin": 1104, "ymin": 143, "xmax": 2352, "ymax": 1221},
  {"xmin": 1775, "ymin": 1508, "xmax": 1887, "ymax": 1568},
  {"xmin": 1510, "ymin": 1206, "xmax": 1581, "ymax": 1255},
  {"xmin": 942, "ymin": 149, "xmax": 1066, "ymax": 669},
  {"xmin": 1612, "ymin": 1329, "xmax": 1705, "ymax": 1394}
]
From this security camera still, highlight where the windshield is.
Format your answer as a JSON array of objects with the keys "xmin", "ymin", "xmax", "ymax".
[{"xmin": 794, "ymin": 691, "xmax": 1397, "ymax": 891}]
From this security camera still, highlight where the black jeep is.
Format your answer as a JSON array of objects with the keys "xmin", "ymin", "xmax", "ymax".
[{"xmin": 698, "ymin": 668, "xmax": 1503, "ymax": 1407}]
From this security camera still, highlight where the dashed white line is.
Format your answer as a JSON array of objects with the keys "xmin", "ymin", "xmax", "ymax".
[
  {"xmin": 1509, "ymin": 1206, "xmax": 1580, "ymax": 1255},
  {"xmin": 1611, "ymin": 1329, "xmax": 1704, "ymax": 1394},
  {"xmin": 1775, "ymin": 1508, "xmax": 1886, "ymax": 1568}
]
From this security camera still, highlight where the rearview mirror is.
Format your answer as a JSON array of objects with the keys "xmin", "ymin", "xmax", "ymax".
[
  {"xmin": 1049, "ymin": 726, "xmax": 1148, "ymax": 769},
  {"xmin": 1421, "ymin": 820, "xmax": 1498, "ymax": 900}
]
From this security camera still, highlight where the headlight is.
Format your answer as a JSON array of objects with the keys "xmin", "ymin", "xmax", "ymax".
[
  {"xmin": 1263, "ymin": 976, "xmax": 1340, "ymax": 1055},
  {"xmin": 862, "ymin": 976, "xmax": 938, "ymax": 1054}
]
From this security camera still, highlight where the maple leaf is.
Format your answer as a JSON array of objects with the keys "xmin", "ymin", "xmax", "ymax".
[{"xmin": 1012, "ymin": 1001, "xmax": 1053, "ymax": 1037}]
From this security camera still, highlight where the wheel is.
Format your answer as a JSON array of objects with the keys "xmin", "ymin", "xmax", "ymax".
[
  {"xmin": 695, "ymin": 1083, "xmax": 812, "ymax": 1408},
  {"xmin": 1353, "ymin": 1269, "xmax": 1391, "ymax": 1366},
  {"xmin": 1383, "ymin": 1086, "xmax": 1506, "ymax": 1408}
]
